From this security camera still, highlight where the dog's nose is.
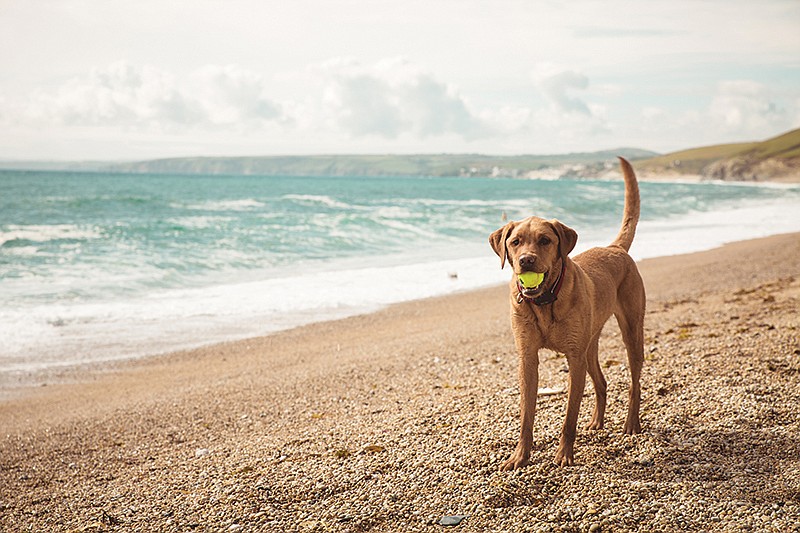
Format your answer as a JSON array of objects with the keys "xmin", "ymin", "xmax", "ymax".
[{"xmin": 519, "ymin": 254, "xmax": 537, "ymax": 270}]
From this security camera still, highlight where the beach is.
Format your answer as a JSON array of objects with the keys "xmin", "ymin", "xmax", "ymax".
[{"xmin": 1, "ymin": 232, "xmax": 799, "ymax": 532}]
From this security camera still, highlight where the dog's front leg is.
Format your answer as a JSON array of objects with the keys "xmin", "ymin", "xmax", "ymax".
[
  {"xmin": 554, "ymin": 352, "xmax": 587, "ymax": 467},
  {"xmin": 502, "ymin": 341, "xmax": 540, "ymax": 471}
]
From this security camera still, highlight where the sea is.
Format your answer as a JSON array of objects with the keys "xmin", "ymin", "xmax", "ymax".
[{"xmin": 2, "ymin": 169, "xmax": 799, "ymax": 377}]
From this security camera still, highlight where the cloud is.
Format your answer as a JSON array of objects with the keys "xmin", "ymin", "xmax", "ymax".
[
  {"xmin": 709, "ymin": 80, "xmax": 788, "ymax": 134},
  {"xmin": 11, "ymin": 59, "xmax": 795, "ymax": 159},
  {"xmin": 191, "ymin": 65, "xmax": 282, "ymax": 125},
  {"xmin": 627, "ymin": 80, "xmax": 800, "ymax": 152},
  {"xmin": 21, "ymin": 61, "xmax": 284, "ymax": 131},
  {"xmin": 322, "ymin": 67, "xmax": 405, "ymax": 138},
  {"xmin": 537, "ymin": 69, "xmax": 591, "ymax": 115},
  {"xmin": 13, "ymin": 58, "xmax": 490, "ymax": 144},
  {"xmin": 25, "ymin": 62, "xmax": 194, "ymax": 127},
  {"xmin": 319, "ymin": 57, "xmax": 487, "ymax": 139},
  {"xmin": 520, "ymin": 65, "xmax": 611, "ymax": 147}
]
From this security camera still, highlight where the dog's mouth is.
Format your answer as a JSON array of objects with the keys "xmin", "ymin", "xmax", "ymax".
[{"xmin": 518, "ymin": 270, "xmax": 547, "ymax": 298}]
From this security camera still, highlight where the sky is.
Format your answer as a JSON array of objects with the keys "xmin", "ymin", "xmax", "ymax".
[{"xmin": 1, "ymin": 0, "xmax": 799, "ymax": 161}]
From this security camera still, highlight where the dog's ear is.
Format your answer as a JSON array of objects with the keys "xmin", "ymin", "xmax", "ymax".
[
  {"xmin": 489, "ymin": 222, "xmax": 515, "ymax": 269},
  {"xmin": 548, "ymin": 219, "xmax": 577, "ymax": 259}
]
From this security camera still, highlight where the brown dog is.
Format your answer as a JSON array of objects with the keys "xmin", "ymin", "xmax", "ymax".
[{"xmin": 489, "ymin": 157, "xmax": 645, "ymax": 469}]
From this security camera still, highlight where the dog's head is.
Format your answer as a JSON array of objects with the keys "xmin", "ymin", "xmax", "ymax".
[{"xmin": 489, "ymin": 217, "xmax": 577, "ymax": 296}]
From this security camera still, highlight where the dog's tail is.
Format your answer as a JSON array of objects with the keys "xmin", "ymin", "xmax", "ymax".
[{"xmin": 610, "ymin": 157, "xmax": 640, "ymax": 252}]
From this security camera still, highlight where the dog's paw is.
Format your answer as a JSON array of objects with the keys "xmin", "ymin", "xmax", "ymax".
[
  {"xmin": 500, "ymin": 450, "xmax": 530, "ymax": 471},
  {"xmin": 623, "ymin": 418, "xmax": 641, "ymax": 435},
  {"xmin": 554, "ymin": 444, "xmax": 575, "ymax": 467},
  {"xmin": 585, "ymin": 418, "xmax": 604, "ymax": 431}
]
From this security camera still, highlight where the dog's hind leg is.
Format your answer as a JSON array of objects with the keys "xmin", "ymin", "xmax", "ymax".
[
  {"xmin": 615, "ymin": 298, "xmax": 644, "ymax": 435},
  {"xmin": 585, "ymin": 331, "xmax": 607, "ymax": 430}
]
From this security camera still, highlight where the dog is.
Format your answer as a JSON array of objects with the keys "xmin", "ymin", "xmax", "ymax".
[{"xmin": 489, "ymin": 157, "xmax": 645, "ymax": 469}]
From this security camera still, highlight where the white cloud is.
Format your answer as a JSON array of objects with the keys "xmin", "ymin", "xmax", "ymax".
[
  {"xmin": 20, "ymin": 61, "xmax": 285, "ymax": 132},
  {"xmin": 1, "ymin": 58, "xmax": 627, "ymax": 156},
  {"xmin": 318, "ymin": 57, "xmax": 487, "ymax": 140},
  {"xmin": 523, "ymin": 66, "xmax": 611, "ymax": 148},
  {"xmin": 24, "ymin": 62, "xmax": 191, "ymax": 127},
  {"xmin": 321, "ymin": 62, "xmax": 405, "ymax": 138},
  {"xmin": 11, "ymin": 58, "xmax": 492, "ymax": 144},
  {"xmin": 538, "ymin": 70, "xmax": 591, "ymax": 115},
  {"xmin": 1, "ymin": 0, "xmax": 799, "ymax": 159},
  {"xmin": 627, "ymin": 80, "xmax": 800, "ymax": 152},
  {"xmin": 3, "ymin": 56, "xmax": 798, "ymax": 159},
  {"xmin": 191, "ymin": 65, "xmax": 283, "ymax": 126},
  {"xmin": 709, "ymin": 80, "xmax": 788, "ymax": 135}
]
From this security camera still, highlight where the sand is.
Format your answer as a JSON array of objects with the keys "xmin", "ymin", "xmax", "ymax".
[{"xmin": 1, "ymin": 233, "xmax": 799, "ymax": 532}]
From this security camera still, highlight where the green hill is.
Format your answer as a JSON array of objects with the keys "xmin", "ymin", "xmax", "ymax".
[
  {"xmin": 743, "ymin": 128, "xmax": 800, "ymax": 159},
  {"xmin": 106, "ymin": 149, "xmax": 657, "ymax": 178},
  {"xmin": 5, "ymin": 129, "xmax": 798, "ymax": 181},
  {"xmin": 634, "ymin": 128, "xmax": 800, "ymax": 181}
]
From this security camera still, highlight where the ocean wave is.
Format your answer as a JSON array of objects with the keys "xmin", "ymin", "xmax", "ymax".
[
  {"xmin": 281, "ymin": 194, "xmax": 358, "ymax": 210},
  {"xmin": 4, "ymin": 170, "xmax": 800, "ymax": 375},
  {"xmin": 0, "ymin": 252, "xmax": 509, "ymax": 371},
  {"xmin": 177, "ymin": 199, "xmax": 266, "ymax": 211},
  {"xmin": 0, "ymin": 245, "xmax": 40, "ymax": 257},
  {"xmin": 371, "ymin": 218, "xmax": 444, "ymax": 240},
  {"xmin": 368, "ymin": 206, "xmax": 417, "ymax": 219},
  {"xmin": 0, "ymin": 224, "xmax": 103, "ymax": 247},
  {"xmin": 411, "ymin": 197, "xmax": 533, "ymax": 208},
  {"xmin": 165, "ymin": 216, "xmax": 234, "ymax": 229}
]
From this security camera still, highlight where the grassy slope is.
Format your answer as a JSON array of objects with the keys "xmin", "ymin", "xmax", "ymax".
[
  {"xmin": 635, "ymin": 128, "xmax": 800, "ymax": 175},
  {"xmin": 743, "ymin": 128, "xmax": 800, "ymax": 159}
]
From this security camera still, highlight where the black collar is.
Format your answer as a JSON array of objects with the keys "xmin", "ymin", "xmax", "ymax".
[{"xmin": 517, "ymin": 260, "xmax": 566, "ymax": 306}]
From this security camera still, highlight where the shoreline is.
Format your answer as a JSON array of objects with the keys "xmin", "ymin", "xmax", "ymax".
[
  {"xmin": 4, "ymin": 218, "xmax": 800, "ymax": 393},
  {"xmin": 0, "ymin": 232, "xmax": 798, "ymax": 402},
  {"xmin": 635, "ymin": 170, "xmax": 800, "ymax": 184},
  {"xmin": 2, "ymin": 232, "xmax": 799, "ymax": 531},
  {"xmin": 3, "ymin": 173, "xmax": 799, "ymax": 386}
]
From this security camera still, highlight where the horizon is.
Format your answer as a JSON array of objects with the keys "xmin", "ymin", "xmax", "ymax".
[
  {"xmin": 1, "ymin": 1, "xmax": 799, "ymax": 161},
  {"xmin": 0, "ymin": 146, "xmax": 657, "ymax": 165}
]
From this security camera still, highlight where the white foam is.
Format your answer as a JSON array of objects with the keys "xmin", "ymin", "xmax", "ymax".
[
  {"xmin": 282, "ymin": 194, "xmax": 356, "ymax": 210},
  {"xmin": 2, "ymin": 193, "xmax": 799, "ymax": 376},
  {"xmin": 179, "ymin": 199, "xmax": 266, "ymax": 211},
  {"xmin": 629, "ymin": 195, "xmax": 800, "ymax": 261},
  {"xmin": 166, "ymin": 215, "xmax": 233, "ymax": 229},
  {"xmin": 1, "ymin": 246, "xmax": 39, "ymax": 256},
  {"xmin": 0, "ymin": 224, "xmax": 102, "ymax": 246},
  {"xmin": 0, "ymin": 250, "xmax": 508, "ymax": 373}
]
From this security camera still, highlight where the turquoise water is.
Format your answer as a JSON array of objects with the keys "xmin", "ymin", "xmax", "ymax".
[{"xmin": 2, "ymin": 169, "xmax": 799, "ymax": 373}]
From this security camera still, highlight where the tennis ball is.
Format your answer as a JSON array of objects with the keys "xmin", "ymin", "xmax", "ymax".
[{"xmin": 518, "ymin": 271, "xmax": 544, "ymax": 288}]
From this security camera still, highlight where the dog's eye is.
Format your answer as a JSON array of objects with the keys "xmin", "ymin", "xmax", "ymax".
[
  {"xmin": 539, "ymin": 237, "xmax": 551, "ymax": 246},
  {"xmin": 510, "ymin": 238, "xmax": 520, "ymax": 246}
]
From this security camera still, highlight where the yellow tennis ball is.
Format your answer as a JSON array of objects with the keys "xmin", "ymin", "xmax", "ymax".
[{"xmin": 518, "ymin": 271, "xmax": 544, "ymax": 288}]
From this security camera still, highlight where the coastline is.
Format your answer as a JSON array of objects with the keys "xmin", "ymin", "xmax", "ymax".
[
  {"xmin": 608, "ymin": 167, "xmax": 800, "ymax": 183},
  {"xmin": 1, "ymin": 232, "xmax": 799, "ymax": 531},
  {"xmin": 637, "ymin": 172, "xmax": 800, "ymax": 184},
  {"xmin": 3, "ymin": 172, "xmax": 799, "ymax": 381}
]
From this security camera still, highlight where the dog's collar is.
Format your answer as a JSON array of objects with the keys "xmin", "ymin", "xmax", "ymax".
[{"xmin": 517, "ymin": 260, "xmax": 566, "ymax": 306}]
